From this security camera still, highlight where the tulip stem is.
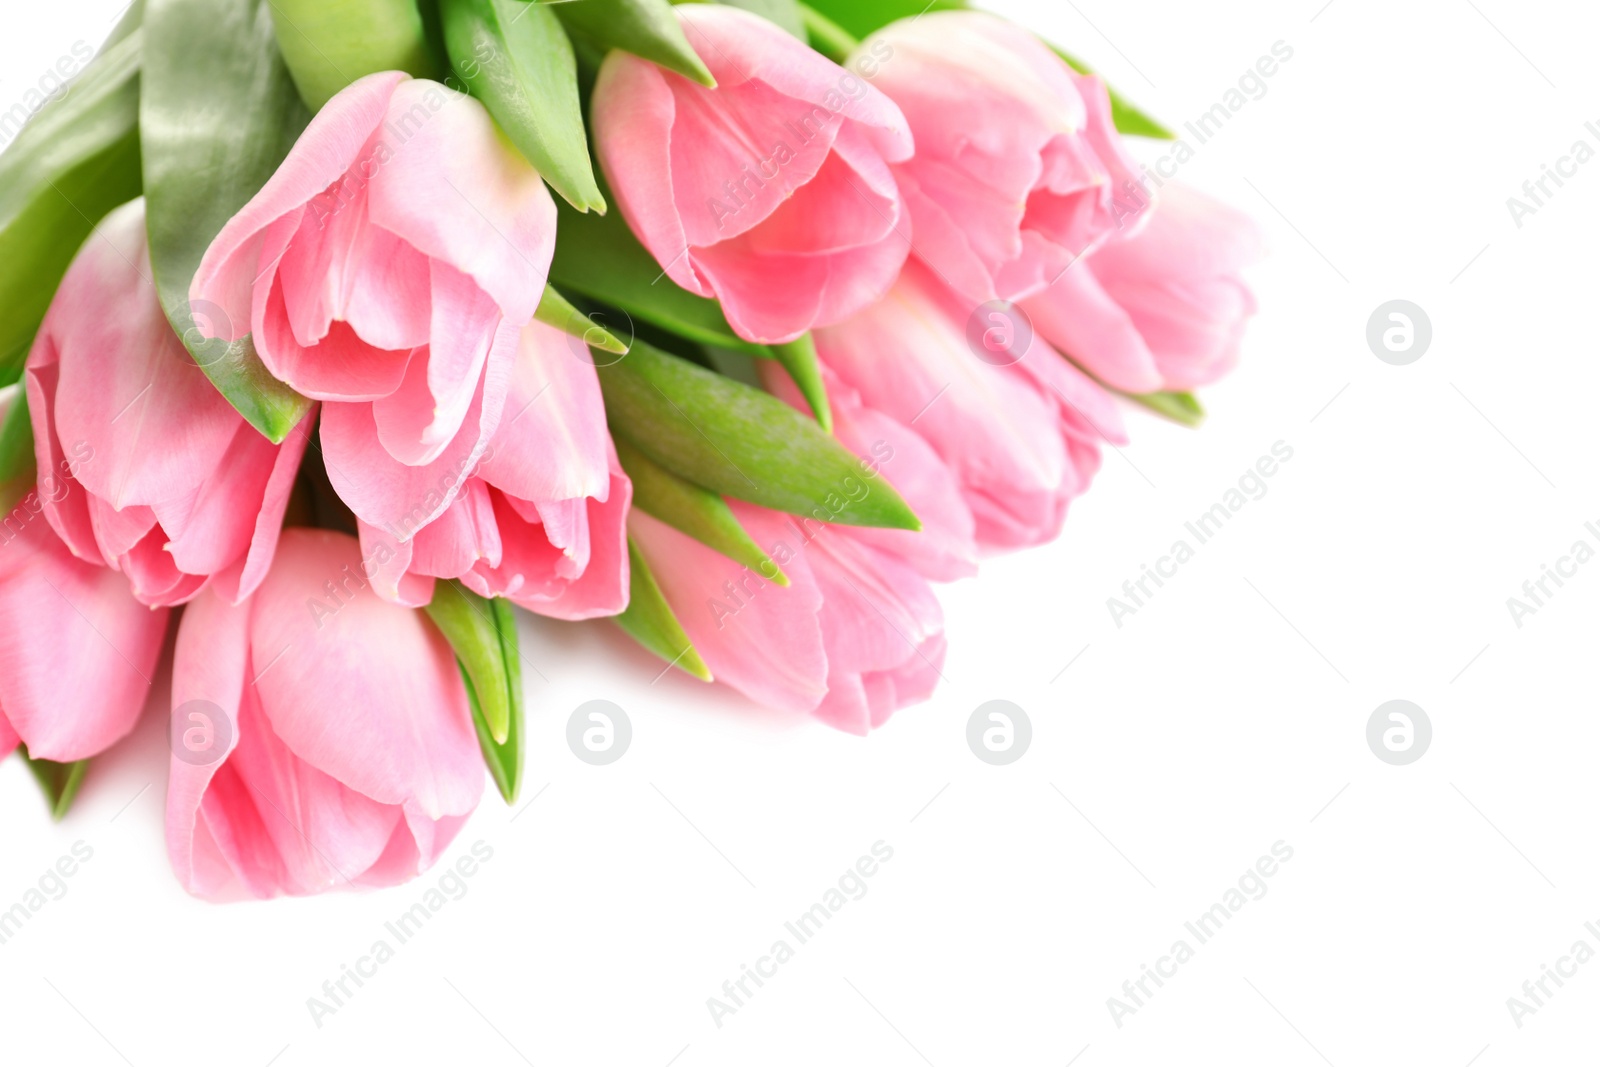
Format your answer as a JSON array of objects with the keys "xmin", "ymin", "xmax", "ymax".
[
  {"xmin": 1122, "ymin": 389, "xmax": 1206, "ymax": 428},
  {"xmin": 796, "ymin": 3, "xmax": 858, "ymax": 64}
]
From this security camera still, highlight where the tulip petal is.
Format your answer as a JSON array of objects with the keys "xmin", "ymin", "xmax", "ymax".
[
  {"xmin": 167, "ymin": 584, "xmax": 253, "ymax": 897},
  {"xmin": 475, "ymin": 321, "xmax": 610, "ymax": 503},
  {"xmin": 225, "ymin": 694, "xmax": 403, "ymax": 896},
  {"xmin": 668, "ymin": 73, "xmax": 838, "ymax": 248},
  {"xmin": 1022, "ymin": 268, "xmax": 1162, "ymax": 394},
  {"xmin": 23, "ymin": 357, "xmax": 99, "ymax": 563},
  {"xmin": 357, "ymin": 521, "xmax": 437, "ymax": 607},
  {"xmin": 590, "ymin": 54, "xmax": 699, "ymax": 295},
  {"xmin": 33, "ymin": 202, "xmax": 240, "ymax": 513},
  {"xmin": 675, "ymin": 5, "xmax": 911, "ymax": 155},
  {"xmin": 248, "ymin": 529, "xmax": 483, "ymax": 822},
  {"xmin": 191, "ymin": 71, "xmax": 412, "ymax": 336},
  {"xmin": 0, "ymin": 714, "xmax": 18, "ymax": 761},
  {"xmin": 258, "ymin": 279, "xmax": 418, "ymax": 402},
  {"xmin": 0, "ymin": 520, "xmax": 167, "ymax": 762},
  {"xmin": 167, "ymin": 410, "xmax": 316, "ymax": 605},
  {"xmin": 321, "ymin": 318, "xmax": 516, "ymax": 537},
  {"xmin": 807, "ymin": 531, "xmax": 945, "ymax": 735},
  {"xmin": 409, "ymin": 477, "xmax": 503, "ymax": 579},
  {"xmin": 366, "ymin": 80, "xmax": 555, "ymax": 327},
  {"xmin": 500, "ymin": 469, "xmax": 632, "ymax": 620},
  {"xmin": 631, "ymin": 506, "xmax": 827, "ymax": 713}
]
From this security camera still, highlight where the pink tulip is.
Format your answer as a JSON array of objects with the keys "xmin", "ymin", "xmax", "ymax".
[
  {"xmin": 166, "ymin": 528, "xmax": 483, "ymax": 899},
  {"xmin": 863, "ymin": 11, "xmax": 1146, "ymax": 304},
  {"xmin": 24, "ymin": 200, "xmax": 311, "ymax": 607},
  {"xmin": 631, "ymin": 504, "xmax": 946, "ymax": 735},
  {"xmin": 591, "ymin": 4, "xmax": 914, "ymax": 344},
  {"xmin": 1023, "ymin": 184, "xmax": 1264, "ymax": 393},
  {"xmin": 814, "ymin": 262, "xmax": 1124, "ymax": 551},
  {"xmin": 0, "ymin": 496, "xmax": 168, "ymax": 764},
  {"xmin": 356, "ymin": 322, "xmax": 632, "ymax": 618},
  {"xmin": 190, "ymin": 72, "xmax": 556, "ymax": 540}
]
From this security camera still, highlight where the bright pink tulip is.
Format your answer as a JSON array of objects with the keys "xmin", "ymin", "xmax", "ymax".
[
  {"xmin": 591, "ymin": 4, "xmax": 914, "ymax": 344},
  {"xmin": 631, "ymin": 504, "xmax": 945, "ymax": 735},
  {"xmin": 190, "ymin": 72, "xmax": 556, "ymax": 539},
  {"xmin": 166, "ymin": 529, "xmax": 483, "ymax": 899},
  {"xmin": 0, "ymin": 501, "xmax": 168, "ymax": 764},
  {"xmin": 862, "ymin": 11, "xmax": 1146, "ymax": 303},
  {"xmin": 357, "ymin": 322, "xmax": 631, "ymax": 618},
  {"xmin": 24, "ymin": 200, "xmax": 310, "ymax": 607},
  {"xmin": 814, "ymin": 262, "xmax": 1124, "ymax": 551},
  {"xmin": 1023, "ymin": 184, "xmax": 1263, "ymax": 393}
]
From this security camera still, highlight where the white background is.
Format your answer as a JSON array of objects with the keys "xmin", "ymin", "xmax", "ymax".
[{"xmin": 3, "ymin": 1, "xmax": 1599, "ymax": 1064}]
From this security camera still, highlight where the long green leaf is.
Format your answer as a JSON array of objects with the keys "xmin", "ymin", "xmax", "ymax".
[
  {"xmin": 1125, "ymin": 389, "xmax": 1205, "ymax": 428},
  {"xmin": 797, "ymin": 1, "xmax": 858, "ymax": 62},
  {"xmin": 142, "ymin": 0, "xmax": 314, "ymax": 443},
  {"xmin": 424, "ymin": 581, "xmax": 525, "ymax": 802},
  {"xmin": 615, "ymin": 436, "xmax": 787, "ymax": 585},
  {"xmin": 20, "ymin": 745, "xmax": 89, "ymax": 821},
  {"xmin": 551, "ymin": 0, "xmax": 714, "ymax": 86},
  {"xmin": 0, "ymin": 388, "xmax": 36, "ymax": 516},
  {"xmin": 549, "ymin": 196, "xmax": 769, "ymax": 356},
  {"xmin": 458, "ymin": 650, "xmax": 524, "ymax": 803},
  {"xmin": 794, "ymin": 0, "xmax": 961, "ymax": 39},
  {"xmin": 0, "ymin": 30, "xmax": 142, "ymax": 384},
  {"xmin": 616, "ymin": 535, "xmax": 711, "ymax": 680},
  {"xmin": 267, "ymin": 0, "xmax": 437, "ymax": 110},
  {"xmin": 442, "ymin": 0, "xmax": 605, "ymax": 213},
  {"xmin": 599, "ymin": 340, "xmax": 920, "ymax": 530},
  {"xmin": 424, "ymin": 580, "xmax": 517, "ymax": 745},
  {"xmin": 535, "ymin": 284, "xmax": 629, "ymax": 355},
  {"xmin": 770, "ymin": 332, "xmax": 830, "ymax": 430}
]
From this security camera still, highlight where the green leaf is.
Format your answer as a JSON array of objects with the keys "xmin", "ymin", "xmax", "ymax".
[
  {"xmin": 105, "ymin": 0, "xmax": 149, "ymax": 48},
  {"xmin": 548, "ymin": 196, "xmax": 769, "ymax": 356},
  {"xmin": 599, "ymin": 339, "xmax": 920, "ymax": 530},
  {"xmin": 424, "ymin": 580, "xmax": 518, "ymax": 745},
  {"xmin": 616, "ymin": 536, "xmax": 711, "ymax": 680},
  {"xmin": 142, "ymin": 0, "xmax": 315, "ymax": 443},
  {"xmin": 797, "ymin": 2, "xmax": 858, "ymax": 62},
  {"xmin": 442, "ymin": 0, "xmax": 606, "ymax": 213},
  {"xmin": 20, "ymin": 745, "xmax": 89, "ymax": 821},
  {"xmin": 1050, "ymin": 44, "xmax": 1174, "ymax": 140},
  {"xmin": 424, "ymin": 581, "xmax": 525, "ymax": 802},
  {"xmin": 794, "ymin": 0, "xmax": 963, "ymax": 39},
  {"xmin": 551, "ymin": 0, "xmax": 715, "ymax": 87},
  {"xmin": 535, "ymin": 284, "xmax": 629, "ymax": 355},
  {"xmin": 267, "ymin": 0, "xmax": 437, "ymax": 110},
  {"xmin": 701, "ymin": 0, "xmax": 806, "ymax": 39},
  {"xmin": 1125, "ymin": 389, "xmax": 1205, "ymax": 428},
  {"xmin": 615, "ymin": 435, "xmax": 788, "ymax": 585},
  {"xmin": 769, "ymin": 332, "xmax": 830, "ymax": 431},
  {"xmin": 0, "ymin": 29, "xmax": 142, "ymax": 385},
  {"xmin": 0, "ymin": 389, "xmax": 37, "ymax": 516}
]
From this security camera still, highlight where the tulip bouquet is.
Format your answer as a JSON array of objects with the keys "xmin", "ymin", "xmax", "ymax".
[{"xmin": 0, "ymin": 0, "xmax": 1260, "ymax": 897}]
